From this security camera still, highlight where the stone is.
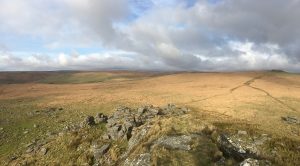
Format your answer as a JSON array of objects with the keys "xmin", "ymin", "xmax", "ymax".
[
  {"xmin": 99, "ymin": 144, "xmax": 110, "ymax": 154},
  {"xmin": 106, "ymin": 118, "xmax": 118, "ymax": 127},
  {"xmin": 153, "ymin": 135, "xmax": 192, "ymax": 151},
  {"xmin": 281, "ymin": 116, "xmax": 300, "ymax": 125},
  {"xmin": 102, "ymin": 134, "xmax": 110, "ymax": 140},
  {"xmin": 159, "ymin": 104, "xmax": 190, "ymax": 116},
  {"xmin": 217, "ymin": 132, "xmax": 269, "ymax": 161},
  {"xmin": 137, "ymin": 107, "xmax": 147, "ymax": 115},
  {"xmin": 238, "ymin": 130, "xmax": 248, "ymax": 135},
  {"xmin": 23, "ymin": 130, "xmax": 29, "ymax": 134},
  {"xmin": 95, "ymin": 113, "xmax": 108, "ymax": 123},
  {"xmin": 217, "ymin": 134, "xmax": 248, "ymax": 160},
  {"xmin": 167, "ymin": 103, "xmax": 176, "ymax": 109},
  {"xmin": 40, "ymin": 147, "xmax": 48, "ymax": 155},
  {"xmin": 81, "ymin": 116, "xmax": 95, "ymax": 127},
  {"xmin": 239, "ymin": 158, "xmax": 259, "ymax": 166},
  {"xmin": 124, "ymin": 153, "xmax": 151, "ymax": 166},
  {"xmin": 92, "ymin": 144, "xmax": 110, "ymax": 161},
  {"xmin": 128, "ymin": 126, "xmax": 150, "ymax": 151},
  {"xmin": 181, "ymin": 107, "xmax": 190, "ymax": 113},
  {"xmin": 33, "ymin": 124, "xmax": 38, "ymax": 128}
]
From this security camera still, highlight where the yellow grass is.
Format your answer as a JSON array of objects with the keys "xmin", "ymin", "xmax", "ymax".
[{"xmin": 0, "ymin": 71, "xmax": 300, "ymax": 164}]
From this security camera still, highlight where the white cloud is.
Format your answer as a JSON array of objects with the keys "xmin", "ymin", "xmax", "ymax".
[{"xmin": 0, "ymin": 0, "xmax": 300, "ymax": 71}]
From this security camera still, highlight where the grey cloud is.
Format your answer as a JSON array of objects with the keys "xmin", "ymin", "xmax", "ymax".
[
  {"xmin": 191, "ymin": 0, "xmax": 300, "ymax": 59},
  {"xmin": 0, "ymin": 0, "xmax": 300, "ymax": 71}
]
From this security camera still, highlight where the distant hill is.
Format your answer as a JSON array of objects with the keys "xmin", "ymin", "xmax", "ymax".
[{"xmin": 0, "ymin": 71, "xmax": 162, "ymax": 84}]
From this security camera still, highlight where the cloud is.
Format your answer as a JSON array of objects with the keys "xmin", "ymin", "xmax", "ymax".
[{"xmin": 0, "ymin": 0, "xmax": 300, "ymax": 71}]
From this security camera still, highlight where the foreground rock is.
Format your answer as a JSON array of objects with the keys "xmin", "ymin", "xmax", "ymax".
[
  {"xmin": 10, "ymin": 104, "xmax": 277, "ymax": 166},
  {"xmin": 78, "ymin": 105, "xmax": 273, "ymax": 166},
  {"xmin": 217, "ymin": 132, "xmax": 270, "ymax": 161}
]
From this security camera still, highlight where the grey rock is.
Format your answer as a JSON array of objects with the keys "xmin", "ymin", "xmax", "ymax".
[
  {"xmin": 240, "ymin": 158, "xmax": 259, "ymax": 166},
  {"xmin": 238, "ymin": 130, "xmax": 248, "ymax": 135},
  {"xmin": 107, "ymin": 125, "xmax": 126, "ymax": 140},
  {"xmin": 217, "ymin": 134, "xmax": 248, "ymax": 160},
  {"xmin": 217, "ymin": 133, "xmax": 270, "ymax": 161},
  {"xmin": 40, "ymin": 147, "xmax": 48, "ymax": 155},
  {"xmin": 167, "ymin": 103, "xmax": 176, "ymax": 109},
  {"xmin": 137, "ymin": 107, "xmax": 147, "ymax": 115},
  {"xmin": 160, "ymin": 104, "xmax": 189, "ymax": 116},
  {"xmin": 99, "ymin": 144, "xmax": 110, "ymax": 155},
  {"xmin": 92, "ymin": 144, "xmax": 110, "ymax": 161},
  {"xmin": 124, "ymin": 153, "xmax": 151, "ymax": 166},
  {"xmin": 106, "ymin": 118, "xmax": 118, "ymax": 127},
  {"xmin": 81, "ymin": 116, "xmax": 95, "ymax": 127},
  {"xmin": 98, "ymin": 117, "xmax": 108, "ymax": 123},
  {"xmin": 153, "ymin": 135, "xmax": 192, "ymax": 151},
  {"xmin": 95, "ymin": 113, "xmax": 108, "ymax": 123},
  {"xmin": 127, "ymin": 126, "xmax": 150, "ymax": 151},
  {"xmin": 281, "ymin": 116, "xmax": 300, "ymax": 125},
  {"xmin": 102, "ymin": 134, "xmax": 110, "ymax": 140},
  {"xmin": 180, "ymin": 107, "xmax": 190, "ymax": 113}
]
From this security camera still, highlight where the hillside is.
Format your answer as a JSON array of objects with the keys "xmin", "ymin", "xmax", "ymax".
[{"xmin": 0, "ymin": 71, "xmax": 300, "ymax": 165}]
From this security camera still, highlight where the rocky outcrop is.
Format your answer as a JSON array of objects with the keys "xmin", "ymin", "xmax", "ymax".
[
  {"xmin": 11, "ymin": 104, "xmax": 275, "ymax": 166},
  {"xmin": 81, "ymin": 104, "xmax": 273, "ymax": 166},
  {"xmin": 94, "ymin": 104, "xmax": 194, "ymax": 165},
  {"xmin": 104, "ymin": 104, "xmax": 190, "ymax": 141}
]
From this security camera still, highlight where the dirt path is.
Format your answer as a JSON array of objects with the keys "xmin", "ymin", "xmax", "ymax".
[
  {"xmin": 185, "ymin": 74, "xmax": 297, "ymax": 112},
  {"xmin": 232, "ymin": 75, "xmax": 297, "ymax": 112}
]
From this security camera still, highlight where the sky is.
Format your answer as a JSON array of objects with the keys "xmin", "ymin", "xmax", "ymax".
[{"xmin": 0, "ymin": 0, "xmax": 300, "ymax": 72}]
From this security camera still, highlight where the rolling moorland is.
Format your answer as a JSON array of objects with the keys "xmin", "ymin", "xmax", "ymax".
[{"xmin": 0, "ymin": 71, "xmax": 300, "ymax": 165}]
